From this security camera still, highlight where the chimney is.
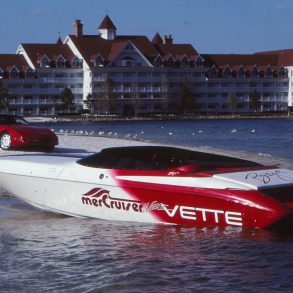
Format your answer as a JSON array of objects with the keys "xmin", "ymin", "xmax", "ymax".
[
  {"xmin": 73, "ymin": 19, "xmax": 83, "ymax": 37},
  {"xmin": 164, "ymin": 35, "xmax": 173, "ymax": 45}
]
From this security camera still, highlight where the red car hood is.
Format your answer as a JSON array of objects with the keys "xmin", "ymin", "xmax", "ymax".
[{"xmin": 12, "ymin": 125, "xmax": 55, "ymax": 137}]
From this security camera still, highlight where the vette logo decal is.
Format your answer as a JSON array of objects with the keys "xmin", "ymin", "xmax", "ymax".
[{"xmin": 81, "ymin": 188, "xmax": 243, "ymax": 226}]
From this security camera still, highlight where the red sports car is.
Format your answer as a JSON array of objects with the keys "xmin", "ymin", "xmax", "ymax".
[{"xmin": 0, "ymin": 114, "xmax": 58, "ymax": 151}]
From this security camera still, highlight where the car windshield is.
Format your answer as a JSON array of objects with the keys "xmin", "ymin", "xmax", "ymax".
[{"xmin": 0, "ymin": 115, "xmax": 29, "ymax": 125}]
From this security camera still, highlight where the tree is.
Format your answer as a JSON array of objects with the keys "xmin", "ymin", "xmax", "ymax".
[
  {"xmin": 131, "ymin": 82, "xmax": 140, "ymax": 117},
  {"xmin": 104, "ymin": 76, "xmax": 116, "ymax": 114},
  {"xmin": 249, "ymin": 89, "xmax": 261, "ymax": 112},
  {"xmin": 59, "ymin": 87, "xmax": 75, "ymax": 113},
  {"xmin": 85, "ymin": 93, "xmax": 95, "ymax": 113},
  {"xmin": 227, "ymin": 91, "xmax": 237, "ymax": 114},
  {"xmin": 179, "ymin": 77, "xmax": 194, "ymax": 114},
  {"xmin": 0, "ymin": 80, "xmax": 10, "ymax": 111},
  {"xmin": 161, "ymin": 72, "xmax": 171, "ymax": 115}
]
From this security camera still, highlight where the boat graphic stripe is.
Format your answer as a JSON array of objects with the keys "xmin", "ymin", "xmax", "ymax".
[{"xmin": 83, "ymin": 187, "xmax": 141, "ymax": 203}]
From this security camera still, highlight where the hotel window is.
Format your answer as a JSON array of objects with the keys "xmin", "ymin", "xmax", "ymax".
[
  {"xmin": 251, "ymin": 67, "xmax": 259, "ymax": 78},
  {"xmin": 41, "ymin": 57, "xmax": 51, "ymax": 68},
  {"xmin": 9, "ymin": 68, "xmax": 19, "ymax": 78},
  {"xmin": 155, "ymin": 56, "xmax": 163, "ymax": 67},
  {"xmin": 209, "ymin": 66, "xmax": 218, "ymax": 78},
  {"xmin": 278, "ymin": 67, "xmax": 287, "ymax": 77},
  {"xmin": 238, "ymin": 67, "xmax": 245, "ymax": 78},
  {"xmin": 94, "ymin": 55, "xmax": 104, "ymax": 67},
  {"xmin": 181, "ymin": 57, "xmax": 189, "ymax": 68},
  {"xmin": 72, "ymin": 57, "xmax": 81, "ymax": 68},
  {"xmin": 120, "ymin": 56, "xmax": 135, "ymax": 67},
  {"xmin": 265, "ymin": 67, "xmax": 273, "ymax": 77},
  {"xmin": 195, "ymin": 57, "xmax": 204, "ymax": 67},
  {"xmin": 166, "ymin": 56, "xmax": 175, "ymax": 67},
  {"xmin": 223, "ymin": 67, "xmax": 231, "ymax": 78},
  {"xmin": 56, "ymin": 57, "xmax": 65, "ymax": 68}
]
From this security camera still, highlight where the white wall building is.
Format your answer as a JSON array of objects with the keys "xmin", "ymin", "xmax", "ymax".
[{"xmin": 0, "ymin": 15, "xmax": 292, "ymax": 116}]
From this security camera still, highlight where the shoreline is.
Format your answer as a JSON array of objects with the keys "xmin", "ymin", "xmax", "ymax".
[
  {"xmin": 0, "ymin": 133, "xmax": 291, "ymax": 169},
  {"xmin": 25, "ymin": 112, "xmax": 292, "ymax": 123}
]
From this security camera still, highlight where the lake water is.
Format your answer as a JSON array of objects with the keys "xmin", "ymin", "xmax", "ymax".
[
  {"xmin": 1, "ymin": 118, "xmax": 293, "ymax": 292},
  {"xmin": 46, "ymin": 118, "xmax": 293, "ymax": 161}
]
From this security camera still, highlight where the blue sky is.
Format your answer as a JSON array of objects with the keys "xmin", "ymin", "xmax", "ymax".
[{"xmin": 1, "ymin": 0, "xmax": 293, "ymax": 54}]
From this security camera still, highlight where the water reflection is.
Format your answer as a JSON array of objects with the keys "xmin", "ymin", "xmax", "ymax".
[{"xmin": 1, "ymin": 197, "xmax": 293, "ymax": 292}]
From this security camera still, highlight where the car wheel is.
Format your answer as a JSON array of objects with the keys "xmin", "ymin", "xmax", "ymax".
[{"xmin": 0, "ymin": 132, "xmax": 12, "ymax": 150}]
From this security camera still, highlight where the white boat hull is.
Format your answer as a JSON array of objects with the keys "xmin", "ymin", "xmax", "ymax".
[{"xmin": 0, "ymin": 172, "xmax": 159, "ymax": 223}]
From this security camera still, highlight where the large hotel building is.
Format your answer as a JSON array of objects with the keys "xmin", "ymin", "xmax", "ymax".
[{"xmin": 0, "ymin": 15, "xmax": 292, "ymax": 116}]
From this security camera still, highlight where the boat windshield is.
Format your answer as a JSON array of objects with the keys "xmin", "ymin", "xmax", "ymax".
[{"xmin": 77, "ymin": 146, "xmax": 261, "ymax": 171}]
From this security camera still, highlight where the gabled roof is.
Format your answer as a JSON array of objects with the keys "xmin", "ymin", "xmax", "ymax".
[
  {"xmin": 68, "ymin": 32, "xmax": 198, "ymax": 68},
  {"xmin": 98, "ymin": 15, "xmax": 117, "ymax": 30},
  {"xmin": 68, "ymin": 35, "xmax": 112, "ymax": 66},
  {"xmin": 20, "ymin": 43, "xmax": 75, "ymax": 68},
  {"xmin": 68, "ymin": 35, "xmax": 158, "ymax": 66},
  {"xmin": 0, "ymin": 54, "xmax": 29, "ymax": 71},
  {"xmin": 152, "ymin": 33, "xmax": 163, "ymax": 45}
]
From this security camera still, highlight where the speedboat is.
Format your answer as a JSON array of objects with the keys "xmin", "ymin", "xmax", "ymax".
[{"xmin": 0, "ymin": 146, "xmax": 292, "ymax": 229}]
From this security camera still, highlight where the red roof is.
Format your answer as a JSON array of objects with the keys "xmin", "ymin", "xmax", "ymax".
[
  {"xmin": 98, "ymin": 15, "xmax": 117, "ymax": 30},
  {"xmin": 20, "ymin": 43, "xmax": 75, "ymax": 68},
  {"xmin": 255, "ymin": 49, "xmax": 293, "ymax": 66},
  {"xmin": 0, "ymin": 54, "xmax": 29, "ymax": 71},
  {"xmin": 154, "ymin": 43, "xmax": 198, "ymax": 59},
  {"xmin": 152, "ymin": 33, "xmax": 163, "ymax": 45},
  {"xmin": 69, "ymin": 32, "xmax": 198, "ymax": 67},
  {"xmin": 202, "ymin": 53, "xmax": 280, "ymax": 70}
]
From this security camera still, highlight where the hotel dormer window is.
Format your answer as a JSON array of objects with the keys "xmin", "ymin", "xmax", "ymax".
[
  {"xmin": 56, "ymin": 56, "xmax": 65, "ymax": 68},
  {"xmin": 195, "ymin": 56, "xmax": 204, "ymax": 67},
  {"xmin": 265, "ymin": 66, "xmax": 273, "ymax": 77},
  {"xmin": 223, "ymin": 66, "xmax": 232, "ymax": 78},
  {"xmin": 41, "ymin": 56, "xmax": 51, "ymax": 68},
  {"xmin": 251, "ymin": 66, "xmax": 259, "ymax": 78},
  {"xmin": 72, "ymin": 56, "xmax": 81, "ymax": 68},
  {"xmin": 9, "ymin": 67, "xmax": 19, "ymax": 78},
  {"xmin": 278, "ymin": 67, "xmax": 287, "ymax": 77},
  {"xmin": 120, "ymin": 56, "xmax": 135, "ymax": 67},
  {"xmin": 25, "ymin": 68, "xmax": 34, "ymax": 78},
  {"xmin": 94, "ymin": 55, "xmax": 104, "ymax": 67},
  {"xmin": 238, "ymin": 66, "xmax": 245, "ymax": 78},
  {"xmin": 181, "ymin": 56, "xmax": 189, "ymax": 68},
  {"xmin": 209, "ymin": 65, "xmax": 218, "ymax": 78},
  {"xmin": 166, "ymin": 56, "xmax": 175, "ymax": 67},
  {"xmin": 154, "ymin": 55, "xmax": 163, "ymax": 67}
]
